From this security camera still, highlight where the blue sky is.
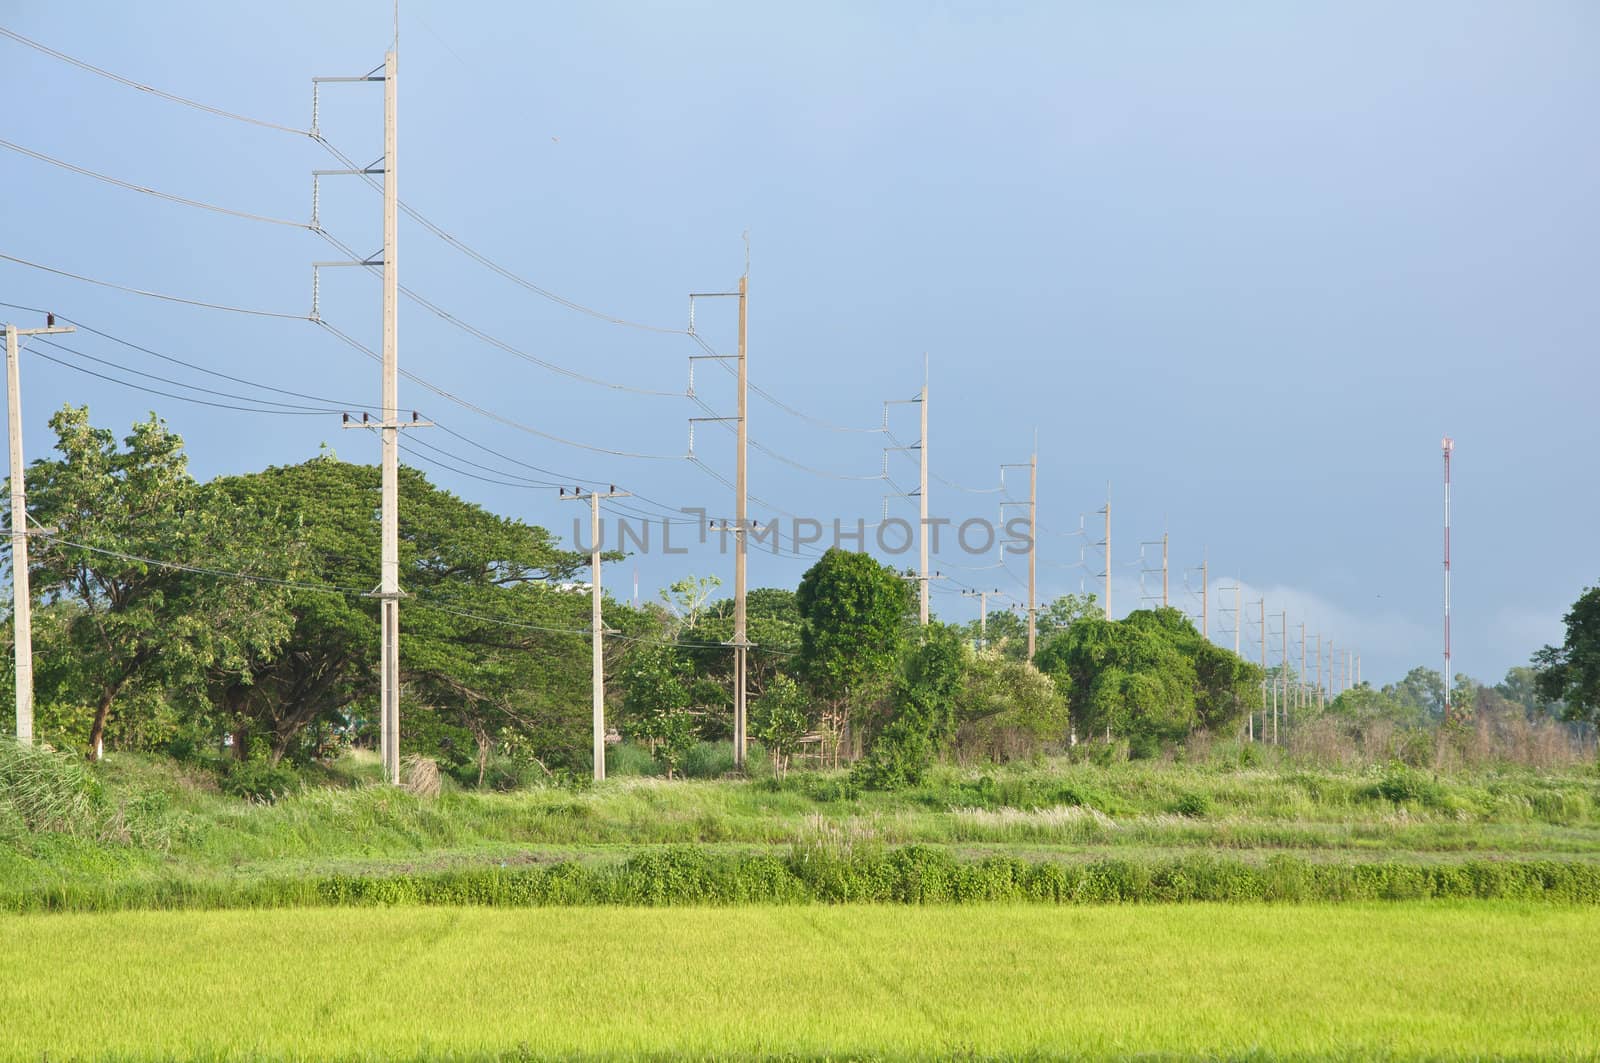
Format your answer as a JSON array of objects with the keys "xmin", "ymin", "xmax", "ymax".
[{"xmin": 1, "ymin": 1, "xmax": 1595, "ymax": 687}]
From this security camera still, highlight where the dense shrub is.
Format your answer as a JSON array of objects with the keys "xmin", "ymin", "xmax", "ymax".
[
  {"xmin": 8, "ymin": 846, "xmax": 1600, "ymax": 913},
  {"xmin": 221, "ymin": 758, "xmax": 299, "ymax": 803}
]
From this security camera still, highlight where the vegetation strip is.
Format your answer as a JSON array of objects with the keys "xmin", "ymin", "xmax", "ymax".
[{"xmin": 6, "ymin": 845, "xmax": 1600, "ymax": 912}]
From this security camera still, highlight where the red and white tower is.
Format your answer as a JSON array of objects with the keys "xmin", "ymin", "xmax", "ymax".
[{"xmin": 1442, "ymin": 436, "xmax": 1454, "ymax": 721}]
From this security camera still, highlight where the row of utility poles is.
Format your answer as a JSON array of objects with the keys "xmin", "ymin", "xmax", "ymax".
[{"xmin": 0, "ymin": 35, "xmax": 1373, "ymax": 776}]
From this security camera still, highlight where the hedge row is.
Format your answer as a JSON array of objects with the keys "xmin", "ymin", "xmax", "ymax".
[{"xmin": 7, "ymin": 846, "xmax": 1600, "ymax": 913}]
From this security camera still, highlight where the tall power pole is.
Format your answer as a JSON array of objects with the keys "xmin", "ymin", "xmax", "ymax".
[
  {"xmin": 1299, "ymin": 621, "xmax": 1307, "ymax": 713},
  {"xmin": 1234, "ymin": 582, "xmax": 1242, "ymax": 656},
  {"xmin": 561, "ymin": 486, "xmax": 629, "ymax": 780},
  {"xmin": 6, "ymin": 316, "xmax": 74, "ymax": 745},
  {"xmin": 1314, "ymin": 632, "xmax": 1323, "ymax": 709},
  {"xmin": 1098, "ymin": 484, "xmax": 1111, "ymax": 620},
  {"xmin": 377, "ymin": 49, "xmax": 402, "ymax": 786},
  {"xmin": 1161, "ymin": 532, "xmax": 1169, "ymax": 608},
  {"xmin": 1442, "ymin": 435, "xmax": 1454, "ymax": 722},
  {"xmin": 686, "ymin": 278, "xmax": 750, "ymax": 766},
  {"xmin": 1200, "ymin": 552, "xmax": 1208, "ymax": 640},
  {"xmin": 961, "ymin": 588, "xmax": 999, "ymax": 650},
  {"xmin": 1279, "ymin": 609, "xmax": 1288, "ymax": 744},
  {"xmin": 918, "ymin": 363, "xmax": 929, "ymax": 626},
  {"xmin": 320, "ymin": 49, "xmax": 420, "ymax": 785},
  {"xmin": 1027, "ymin": 448, "xmax": 1037, "ymax": 658},
  {"xmin": 1257, "ymin": 598, "xmax": 1267, "ymax": 741},
  {"xmin": 733, "ymin": 274, "xmax": 749, "ymax": 766}
]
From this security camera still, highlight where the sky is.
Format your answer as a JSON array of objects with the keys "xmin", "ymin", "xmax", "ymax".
[{"xmin": 0, "ymin": 1, "xmax": 1595, "ymax": 687}]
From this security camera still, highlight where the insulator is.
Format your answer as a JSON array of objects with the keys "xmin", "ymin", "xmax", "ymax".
[{"xmin": 310, "ymin": 83, "xmax": 320, "ymax": 138}]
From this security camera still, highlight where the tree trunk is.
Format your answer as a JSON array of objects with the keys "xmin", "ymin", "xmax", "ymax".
[{"xmin": 87, "ymin": 689, "xmax": 116, "ymax": 763}]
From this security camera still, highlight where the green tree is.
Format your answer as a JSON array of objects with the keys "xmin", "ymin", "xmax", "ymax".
[
  {"xmin": 751, "ymin": 673, "xmax": 810, "ymax": 779},
  {"xmin": 212, "ymin": 456, "xmax": 594, "ymax": 772},
  {"xmin": 20, "ymin": 407, "xmax": 293, "ymax": 761},
  {"xmin": 619, "ymin": 643, "xmax": 697, "ymax": 777},
  {"xmin": 856, "ymin": 622, "xmax": 968, "ymax": 788},
  {"xmin": 954, "ymin": 648, "xmax": 1069, "ymax": 761},
  {"xmin": 1037, "ymin": 607, "xmax": 1259, "ymax": 754},
  {"xmin": 1535, "ymin": 584, "xmax": 1600, "ymax": 744},
  {"xmin": 795, "ymin": 549, "xmax": 912, "ymax": 761}
]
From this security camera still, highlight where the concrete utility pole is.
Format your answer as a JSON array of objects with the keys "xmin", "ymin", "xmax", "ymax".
[
  {"xmin": 961, "ymin": 588, "xmax": 999, "ymax": 650},
  {"xmin": 1028, "ymin": 448, "xmax": 1037, "ymax": 659},
  {"xmin": 1442, "ymin": 436, "xmax": 1454, "ymax": 722},
  {"xmin": 376, "ymin": 49, "xmax": 402, "ymax": 786},
  {"xmin": 561, "ymin": 486, "xmax": 629, "ymax": 780},
  {"xmin": 1314, "ymin": 633, "xmax": 1323, "ymax": 709},
  {"xmin": 321, "ymin": 49, "xmax": 424, "ymax": 785},
  {"xmin": 1161, "ymin": 532, "xmax": 1169, "ymax": 608},
  {"xmin": 686, "ymin": 277, "xmax": 751, "ymax": 766},
  {"xmin": 1099, "ymin": 484, "xmax": 1112, "ymax": 620},
  {"xmin": 733, "ymin": 274, "xmax": 749, "ymax": 767},
  {"xmin": 1327, "ymin": 639, "xmax": 1336, "ymax": 700},
  {"xmin": 1299, "ymin": 621, "xmax": 1307, "ymax": 713},
  {"xmin": 1000, "ymin": 450, "xmax": 1039, "ymax": 658},
  {"xmin": 918, "ymin": 361, "xmax": 929, "ymax": 626},
  {"xmin": 1256, "ymin": 598, "xmax": 1266, "ymax": 742},
  {"xmin": 1234, "ymin": 582, "xmax": 1242, "ymax": 656},
  {"xmin": 1200, "ymin": 553, "xmax": 1209, "ymax": 641},
  {"xmin": 6, "ymin": 317, "xmax": 74, "ymax": 745},
  {"xmin": 1279, "ymin": 609, "xmax": 1288, "ymax": 744}
]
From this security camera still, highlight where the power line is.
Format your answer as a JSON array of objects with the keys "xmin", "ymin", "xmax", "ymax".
[
  {"xmin": 314, "ymin": 318, "xmax": 681, "ymax": 460},
  {"xmin": 30, "ymin": 349, "xmax": 332, "ymax": 416},
  {"xmin": 0, "ymin": 26, "xmax": 311, "ymax": 137},
  {"xmin": 0, "ymin": 137, "xmax": 312, "ymax": 229},
  {"xmin": 315, "ymin": 229, "xmax": 685, "ymax": 397},
  {"xmin": 314, "ymin": 138, "xmax": 686, "ymax": 334},
  {"xmin": 0, "ymin": 300, "xmax": 376, "ymax": 412},
  {"xmin": 34, "ymin": 338, "xmax": 343, "ymax": 414},
  {"xmin": 0, "ymin": 250, "xmax": 309, "ymax": 321}
]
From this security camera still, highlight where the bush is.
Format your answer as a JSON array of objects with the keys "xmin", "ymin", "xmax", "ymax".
[
  {"xmin": 221, "ymin": 758, "xmax": 299, "ymax": 803},
  {"xmin": 679, "ymin": 741, "xmax": 737, "ymax": 779},
  {"xmin": 1373, "ymin": 765, "xmax": 1443, "ymax": 808},
  {"xmin": 0, "ymin": 742, "xmax": 105, "ymax": 836},
  {"xmin": 606, "ymin": 742, "xmax": 662, "ymax": 778},
  {"xmin": 1173, "ymin": 791, "xmax": 1211, "ymax": 818}
]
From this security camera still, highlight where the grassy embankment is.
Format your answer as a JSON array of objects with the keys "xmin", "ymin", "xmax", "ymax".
[
  {"xmin": 3, "ymin": 743, "xmax": 1598, "ymax": 910},
  {"xmin": 0, "ymin": 903, "xmax": 1595, "ymax": 1060}
]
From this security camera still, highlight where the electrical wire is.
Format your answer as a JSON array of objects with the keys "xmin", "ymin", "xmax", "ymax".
[
  {"xmin": 0, "ymin": 299, "xmax": 377, "ymax": 412},
  {"xmin": 314, "ymin": 138, "xmax": 686, "ymax": 335},
  {"xmin": 0, "ymin": 26, "xmax": 311, "ymax": 137},
  {"xmin": 314, "ymin": 319, "xmax": 681, "ymax": 460},
  {"xmin": 0, "ymin": 251, "xmax": 309, "ymax": 321},
  {"xmin": 30, "ymin": 349, "xmax": 334, "ymax": 416},
  {"xmin": 0, "ymin": 137, "xmax": 312, "ymax": 229},
  {"xmin": 315, "ymin": 229, "xmax": 685, "ymax": 397},
  {"xmin": 33, "ymin": 338, "xmax": 344, "ymax": 414}
]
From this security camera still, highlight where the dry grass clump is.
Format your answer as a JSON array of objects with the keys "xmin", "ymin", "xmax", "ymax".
[{"xmin": 401, "ymin": 755, "xmax": 441, "ymax": 799}]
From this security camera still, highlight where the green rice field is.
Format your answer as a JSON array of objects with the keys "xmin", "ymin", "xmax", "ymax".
[{"xmin": 1, "ymin": 902, "xmax": 1595, "ymax": 1061}]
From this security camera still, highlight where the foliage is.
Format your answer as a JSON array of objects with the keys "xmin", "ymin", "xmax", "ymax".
[
  {"xmin": 1535, "ymin": 583, "xmax": 1600, "ymax": 740},
  {"xmin": 19, "ymin": 407, "xmax": 295, "ymax": 761},
  {"xmin": 619, "ymin": 643, "xmax": 698, "ymax": 777},
  {"xmin": 1037, "ymin": 607, "xmax": 1260, "ymax": 753},
  {"xmin": 855, "ymin": 623, "xmax": 967, "ymax": 789},
  {"xmin": 795, "ymin": 549, "xmax": 910, "ymax": 704},
  {"xmin": 795, "ymin": 549, "xmax": 912, "ymax": 758},
  {"xmin": 751, "ymin": 674, "xmax": 810, "ymax": 779}
]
